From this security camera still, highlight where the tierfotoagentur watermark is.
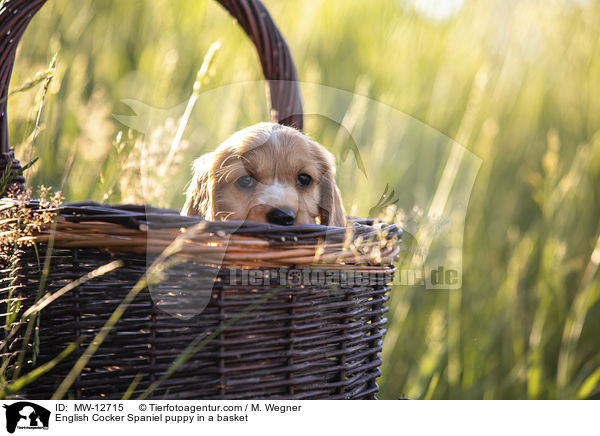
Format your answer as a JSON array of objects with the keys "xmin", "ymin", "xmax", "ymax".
[
  {"xmin": 224, "ymin": 266, "xmax": 460, "ymax": 288},
  {"xmin": 115, "ymin": 78, "xmax": 481, "ymax": 318}
]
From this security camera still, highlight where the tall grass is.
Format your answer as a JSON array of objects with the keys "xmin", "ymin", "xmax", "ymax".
[{"xmin": 5, "ymin": 0, "xmax": 600, "ymax": 399}]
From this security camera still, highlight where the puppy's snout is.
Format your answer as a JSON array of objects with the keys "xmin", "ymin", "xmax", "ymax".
[{"xmin": 266, "ymin": 207, "xmax": 296, "ymax": 226}]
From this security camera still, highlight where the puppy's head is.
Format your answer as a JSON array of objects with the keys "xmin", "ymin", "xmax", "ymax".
[{"xmin": 182, "ymin": 122, "xmax": 346, "ymax": 226}]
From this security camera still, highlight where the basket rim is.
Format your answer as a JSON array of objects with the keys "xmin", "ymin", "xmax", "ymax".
[
  {"xmin": 2, "ymin": 198, "xmax": 402, "ymax": 267},
  {"xmin": 4, "ymin": 198, "xmax": 402, "ymax": 234}
]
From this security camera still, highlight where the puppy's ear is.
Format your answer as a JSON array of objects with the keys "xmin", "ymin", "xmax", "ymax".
[
  {"xmin": 318, "ymin": 153, "xmax": 347, "ymax": 227},
  {"xmin": 181, "ymin": 153, "xmax": 215, "ymax": 218}
]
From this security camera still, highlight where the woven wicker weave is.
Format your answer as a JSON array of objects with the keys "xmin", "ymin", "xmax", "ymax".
[{"xmin": 0, "ymin": 0, "xmax": 401, "ymax": 399}]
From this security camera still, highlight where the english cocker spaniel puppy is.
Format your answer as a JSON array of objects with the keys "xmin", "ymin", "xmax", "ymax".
[{"xmin": 181, "ymin": 122, "xmax": 346, "ymax": 226}]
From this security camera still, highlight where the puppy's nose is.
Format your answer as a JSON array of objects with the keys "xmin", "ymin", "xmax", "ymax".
[{"xmin": 266, "ymin": 207, "xmax": 296, "ymax": 226}]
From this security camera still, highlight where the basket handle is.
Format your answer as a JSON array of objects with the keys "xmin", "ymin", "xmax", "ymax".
[{"xmin": 0, "ymin": 0, "xmax": 303, "ymax": 194}]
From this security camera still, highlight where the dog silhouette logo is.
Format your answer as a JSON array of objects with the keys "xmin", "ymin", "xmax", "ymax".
[{"xmin": 3, "ymin": 402, "xmax": 50, "ymax": 433}]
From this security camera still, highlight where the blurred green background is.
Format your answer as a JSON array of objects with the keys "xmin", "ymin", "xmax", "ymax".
[{"xmin": 6, "ymin": 0, "xmax": 600, "ymax": 399}]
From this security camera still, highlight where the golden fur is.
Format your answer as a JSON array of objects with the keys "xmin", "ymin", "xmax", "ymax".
[{"xmin": 181, "ymin": 122, "xmax": 346, "ymax": 226}]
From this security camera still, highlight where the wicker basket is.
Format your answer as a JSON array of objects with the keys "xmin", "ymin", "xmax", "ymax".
[{"xmin": 0, "ymin": 0, "xmax": 401, "ymax": 400}]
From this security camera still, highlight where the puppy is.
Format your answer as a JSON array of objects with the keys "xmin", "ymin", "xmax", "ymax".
[{"xmin": 182, "ymin": 122, "xmax": 346, "ymax": 226}]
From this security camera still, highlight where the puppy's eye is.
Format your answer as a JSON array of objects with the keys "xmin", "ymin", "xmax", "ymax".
[
  {"xmin": 297, "ymin": 173, "xmax": 312, "ymax": 187},
  {"xmin": 236, "ymin": 175, "xmax": 256, "ymax": 189}
]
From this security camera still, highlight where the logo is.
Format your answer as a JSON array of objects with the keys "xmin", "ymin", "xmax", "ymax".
[{"xmin": 3, "ymin": 402, "xmax": 50, "ymax": 433}]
